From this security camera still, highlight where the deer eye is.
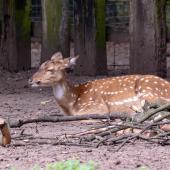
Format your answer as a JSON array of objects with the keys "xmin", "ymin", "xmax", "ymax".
[{"xmin": 47, "ymin": 68, "xmax": 54, "ymax": 72}]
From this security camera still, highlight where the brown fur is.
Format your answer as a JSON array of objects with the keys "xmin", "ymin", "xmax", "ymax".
[{"xmin": 29, "ymin": 52, "xmax": 170, "ymax": 116}]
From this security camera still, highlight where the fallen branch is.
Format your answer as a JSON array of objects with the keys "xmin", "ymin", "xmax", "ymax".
[
  {"xmin": 9, "ymin": 112, "xmax": 130, "ymax": 128},
  {"xmin": 12, "ymin": 137, "xmax": 94, "ymax": 148},
  {"xmin": 7, "ymin": 103, "xmax": 170, "ymax": 149},
  {"xmin": 139, "ymin": 103, "xmax": 170, "ymax": 123}
]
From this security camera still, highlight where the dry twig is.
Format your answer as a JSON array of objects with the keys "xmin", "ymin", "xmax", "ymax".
[
  {"xmin": 8, "ymin": 103, "xmax": 170, "ymax": 149},
  {"xmin": 9, "ymin": 112, "xmax": 130, "ymax": 128}
]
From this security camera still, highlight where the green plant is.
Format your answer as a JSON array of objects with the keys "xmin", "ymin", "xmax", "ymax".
[
  {"xmin": 9, "ymin": 160, "xmax": 96, "ymax": 170},
  {"xmin": 137, "ymin": 166, "xmax": 150, "ymax": 170}
]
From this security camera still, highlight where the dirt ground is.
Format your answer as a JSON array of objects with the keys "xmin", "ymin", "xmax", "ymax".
[{"xmin": 0, "ymin": 69, "xmax": 170, "ymax": 170}]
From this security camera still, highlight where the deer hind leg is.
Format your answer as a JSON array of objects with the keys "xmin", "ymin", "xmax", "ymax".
[
  {"xmin": 128, "ymin": 99, "xmax": 146, "ymax": 113},
  {"xmin": 137, "ymin": 96, "xmax": 170, "ymax": 132}
]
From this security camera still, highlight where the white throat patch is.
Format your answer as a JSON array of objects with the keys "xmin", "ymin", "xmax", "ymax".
[{"xmin": 53, "ymin": 84, "xmax": 65, "ymax": 100}]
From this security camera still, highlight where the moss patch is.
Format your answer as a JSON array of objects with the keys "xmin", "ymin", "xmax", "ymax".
[
  {"xmin": 15, "ymin": 0, "xmax": 31, "ymax": 40},
  {"xmin": 45, "ymin": 0, "xmax": 62, "ymax": 51},
  {"xmin": 156, "ymin": 0, "xmax": 166, "ymax": 18},
  {"xmin": 95, "ymin": 0, "xmax": 106, "ymax": 49}
]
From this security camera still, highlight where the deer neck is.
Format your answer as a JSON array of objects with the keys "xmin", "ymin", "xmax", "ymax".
[{"xmin": 52, "ymin": 79, "xmax": 77, "ymax": 114}]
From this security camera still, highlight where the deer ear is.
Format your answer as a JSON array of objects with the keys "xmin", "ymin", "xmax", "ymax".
[
  {"xmin": 63, "ymin": 56, "xmax": 79, "ymax": 68},
  {"xmin": 69, "ymin": 55, "xmax": 79, "ymax": 65},
  {"xmin": 51, "ymin": 52, "xmax": 63, "ymax": 62}
]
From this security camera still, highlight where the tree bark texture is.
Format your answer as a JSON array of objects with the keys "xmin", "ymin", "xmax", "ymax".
[
  {"xmin": 59, "ymin": 0, "xmax": 70, "ymax": 58},
  {"xmin": 0, "ymin": 0, "xmax": 31, "ymax": 71},
  {"xmin": 73, "ymin": 0, "xmax": 107, "ymax": 76},
  {"xmin": 0, "ymin": 0, "xmax": 2, "ymax": 37},
  {"xmin": 129, "ymin": 0, "xmax": 167, "ymax": 77},
  {"xmin": 41, "ymin": 0, "xmax": 70, "ymax": 62}
]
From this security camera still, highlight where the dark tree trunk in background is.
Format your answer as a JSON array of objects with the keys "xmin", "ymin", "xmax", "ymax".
[
  {"xmin": 59, "ymin": 0, "xmax": 70, "ymax": 58},
  {"xmin": 0, "ymin": 0, "xmax": 2, "ymax": 38},
  {"xmin": 0, "ymin": 0, "xmax": 31, "ymax": 71},
  {"xmin": 41, "ymin": 0, "xmax": 70, "ymax": 62},
  {"xmin": 73, "ymin": 0, "xmax": 107, "ymax": 76},
  {"xmin": 129, "ymin": 0, "xmax": 167, "ymax": 77}
]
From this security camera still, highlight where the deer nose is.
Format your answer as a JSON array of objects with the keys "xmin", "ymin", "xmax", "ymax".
[
  {"xmin": 36, "ymin": 81, "xmax": 41, "ymax": 85},
  {"xmin": 28, "ymin": 78, "xmax": 41, "ymax": 85}
]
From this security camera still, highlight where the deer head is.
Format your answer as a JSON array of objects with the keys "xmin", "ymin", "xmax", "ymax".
[{"xmin": 29, "ymin": 52, "xmax": 79, "ymax": 87}]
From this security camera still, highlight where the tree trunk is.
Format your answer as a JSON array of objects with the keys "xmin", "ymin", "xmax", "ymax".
[
  {"xmin": 59, "ymin": 0, "xmax": 70, "ymax": 58},
  {"xmin": 0, "ymin": 0, "xmax": 31, "ymax": 71},
  {"xmin": 41, "ymin": 0, "xmax": 70, "ymax": 62},
  {"xmin": 73, "ymin": 0, "xmax": 107, "ymax": 76},
  {"xmin": 0, "ymin": 0, "xmax": 2, "ymax": 37},
  {"xmin": 129, "ymin": 0, "xmax": 167, "ymax": 77}
]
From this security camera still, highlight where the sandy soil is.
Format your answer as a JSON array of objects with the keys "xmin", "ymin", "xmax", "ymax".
[{"xmin": 0, "ymin": 69, "xmax": 170, "ymax": 170}]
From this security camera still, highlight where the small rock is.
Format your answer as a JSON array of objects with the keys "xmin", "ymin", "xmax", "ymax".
[
  {"xmin": 115, "ymin": 160, "xmax": 121, "ymax": 165},
  {"xmin": 86, "ymin": 149, "xmax": 92, "ymax": 152}
]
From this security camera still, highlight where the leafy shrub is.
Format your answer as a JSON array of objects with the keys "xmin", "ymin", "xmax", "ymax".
[{"xmin": 10, "ymin": 160, "xmax": 96, "ymax": 170}]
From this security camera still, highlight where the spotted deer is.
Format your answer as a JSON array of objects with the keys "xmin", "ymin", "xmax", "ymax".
[{"xmin": 29, "ymin": 52, "xmax": 170, "ymax": 118}]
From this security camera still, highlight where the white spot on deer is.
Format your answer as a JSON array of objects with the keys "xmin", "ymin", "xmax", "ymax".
[
  {"xmin": 147, "ymin": 93, "xmax": 153, "ymax": 97},
  {"xmin": 142, "ymin": 93, "xmax": 150, "ymax": 97},
  {"xmin": 145, "ymin": 79, "xmax": 149, "ymax": 83},
  {"xmin": 154, "ymin": 81, "xmax": 158, "ymax": 84},
  {"xmin": 123, "ymin": 99, "xmax": 130, "ymax": 103},
  {"xmin": 89, "ymin": 97, "xmax": 93, "ymax": 101},
  {"xmin": 133, "ymin": 96, "xmax": 138, "ymax": 101},
  {"xmin": 89, "ymin": 89, "xmax": 93, "ymax": 92},
  {"xmin": 114, "ymin": 101, "xmax": 124, "ymax": 105},
  {"xmin": 126, "ymin": 98, "xmax": 133, "ymax": 102},
  {"xmin": 146, "ymin": 86, "xmax": 152, "ymax": 90},
  {"xmin": 101, "ymin": 91, "xmax": 104, "ymax": 94},
  {"xmin": 142, "ymin": 89, "xmax": 146, "ymax": 93},
  {"xmin": 107, "ymin": 101, "xmax": 111, "ymax": 105}
]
